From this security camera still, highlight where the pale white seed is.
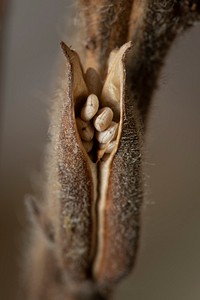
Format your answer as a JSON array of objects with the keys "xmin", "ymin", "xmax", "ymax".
[
  {"xmin": 76, "ymin": 118, "xmax": 94, "ymax": 141},
  {"xmin": 105, "ymin": 140, "xmax": 116, "ymax": 153},
  {"xmin": 95, "ymin": 122, "xmax": 118, "ymax": 144},
  {"xmin": 82, "ymin": 140, "xmax": 93, "ymax": 153},
  {"xmin": 81, "ymin": 94, "xmax": 99, "ymax": 121},
  {"xmin": 94, "ymin": 107, "xmax": 113, "ymax": 132},
  {"xmin": 85, "ymin": 68, "xmax": 102, "ymax": 97}
]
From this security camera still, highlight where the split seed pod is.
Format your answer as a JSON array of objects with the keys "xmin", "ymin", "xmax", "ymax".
[
  {"xmin": 39, "ymin": 41, "xmax": 143, "ymax": 291},
  {"xmin": 92, "ymin": 42, "xmax": 143, "ymax": 286}
]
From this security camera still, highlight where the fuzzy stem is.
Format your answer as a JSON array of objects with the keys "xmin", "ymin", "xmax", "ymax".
[
  {"xmin": 78, "ymin": 0, "xmax": 134, "ymax": 76},
  {"xmin": 128, "ymin": 0, "xmax": 200, "ymax": 124}
]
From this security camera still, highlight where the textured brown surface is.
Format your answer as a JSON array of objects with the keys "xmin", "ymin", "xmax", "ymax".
[
  {"xmin": 79, "ymin": 0, "xmax": 134, "ymax": 76},
  {"xmin": 93, "ymin": 43, "xmax": 143, "ymax": 286},
  {"xmin": 95, "ymin": 100, "xmax": 142, "ymax": 286},
  {"xmin": 0, "ymin": 1, "xmax": 200, "ymax": 300},
  {"xmin": 128, "ymin": 0, "xmax": 200, "ymax": 123},
  {"xmin": 57, "ymin": 44, "xmax": 95, "ymax": 277}
]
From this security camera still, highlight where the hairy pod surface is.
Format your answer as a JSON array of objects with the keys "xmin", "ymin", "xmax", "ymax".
[
  {"xmin": 60, "ymin": 41, "xmax": 143, "ymax": 285},
  {"xmin": 57, "ymin": 43, "xmax": 98, "ymax": 279},
  {"xmin": 93, "ymin": 43, "xmax": 143, "ymax": 286},
  {"xmin": 37, "ymin": 41, "xmax": 143, "ymax": 292},
  {"xmin": 25, "ymin": 2, "xmax": 200, "ymax": 298}
]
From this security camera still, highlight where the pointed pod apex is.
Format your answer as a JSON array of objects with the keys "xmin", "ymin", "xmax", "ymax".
[{"xmin": 60, "ymin": 41, "xmax": 73, "ymax": 58}]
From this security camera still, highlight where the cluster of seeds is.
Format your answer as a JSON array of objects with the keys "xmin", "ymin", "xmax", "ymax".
[{"xmin": 76, "ymin": 94, "xmax": 118, "ymax": 157}]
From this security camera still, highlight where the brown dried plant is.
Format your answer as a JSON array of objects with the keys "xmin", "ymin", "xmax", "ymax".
[{"xmin": 25, "ymin": 1, "xmax": 200, "ymax": 300}]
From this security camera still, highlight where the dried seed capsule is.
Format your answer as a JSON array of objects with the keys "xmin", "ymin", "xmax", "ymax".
[
  {"xmin": 81, "ymin": 94, "xmax": 99, "ymax": 121},
  {"xmin": 94, "ymin": 107, "xmax": 113, "ymax": 132},
  {"xmin": 82, "ymin": 140, "xmax": 93, "ymax": 153},
  {"xmin": 95, "ymin": 122, "xmax": 118, "ymax": 144},
  {"xmin": 93, "ymin": 42, "xmax": 143, "ymax": 288},
  {"xmin": 76, "ymin": 117, "xmax": 94, "ymax": 141},
  {"xmin": 33, "ymin": 41, "xmax": 143, "ymax": 294}
]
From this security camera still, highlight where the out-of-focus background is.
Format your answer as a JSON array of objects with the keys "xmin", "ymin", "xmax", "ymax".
[{"xmin": 0, "ymin": 1, "xmax": 200, "ymax": 300}]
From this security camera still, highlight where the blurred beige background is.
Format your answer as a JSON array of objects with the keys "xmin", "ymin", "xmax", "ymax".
[{"xmin": 0, "ymin": 1, "xmax": 200, "ymax": 300}]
